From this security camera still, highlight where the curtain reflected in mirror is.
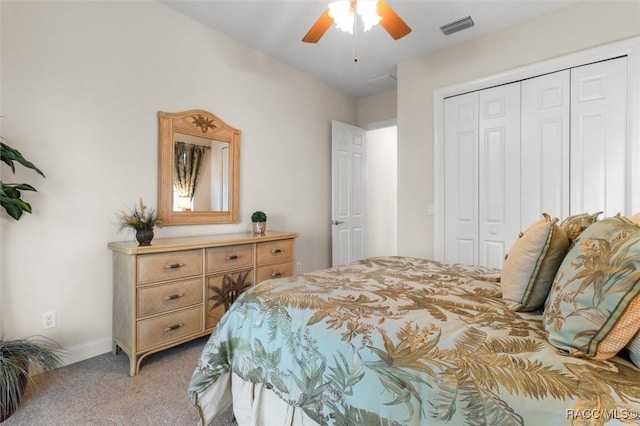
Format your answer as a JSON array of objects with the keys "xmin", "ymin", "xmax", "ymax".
[{"xmin": 172, "ymin": 133, "xmax": 230, "ymax": 212}]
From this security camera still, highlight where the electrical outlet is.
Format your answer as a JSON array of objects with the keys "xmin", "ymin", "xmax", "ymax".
[
  {"xmin": 296, "ymin": 262, "xmax": 302, "ymax": 274},
  {"xmin": 42, "ymin": 311, "xmax": 56, "ymax": 329}
]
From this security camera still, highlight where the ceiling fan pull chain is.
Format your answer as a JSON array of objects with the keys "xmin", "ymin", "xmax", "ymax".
[{"xmin": 353, "ymin": 5, "xmax": 359, "ymax": 62}]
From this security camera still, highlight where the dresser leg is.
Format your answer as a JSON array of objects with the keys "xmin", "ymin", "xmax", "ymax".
[
  {"xmin": 112, "ymin": 341, "xmax": 121, "ymax": 355},
  {"xmin": 129, "ymin": 354, "xmax": 138, "ymax": 377}
]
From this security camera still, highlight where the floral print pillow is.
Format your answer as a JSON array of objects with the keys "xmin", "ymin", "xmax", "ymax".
[
  {"xmin": 544, "ymin": 216, "xmax": 640, "ymax": 359},
  {"xmin": 559, "ymin": 211, "xmax": 602, "ymax": 243}
]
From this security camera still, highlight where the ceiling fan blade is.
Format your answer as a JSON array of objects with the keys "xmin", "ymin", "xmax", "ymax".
[
  {"xmin": 302, "ymin": 8, "xmax": 334, "ymax": 43},
  {"xmin": 377, "ymin": 0, "xmax": 412, "ymax": 40}
]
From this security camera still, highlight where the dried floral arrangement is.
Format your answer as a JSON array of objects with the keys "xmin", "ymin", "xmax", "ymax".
[{"xmin": 118, "ymin": 198, "xmax": 162, "ymax": 232}]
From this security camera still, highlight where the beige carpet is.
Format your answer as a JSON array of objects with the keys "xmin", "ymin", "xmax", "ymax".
[{"xmin": 3, "ymin": 336, "xmax": 235, "ymax": 426}]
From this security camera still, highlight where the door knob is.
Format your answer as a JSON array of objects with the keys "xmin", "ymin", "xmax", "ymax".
[{"xmin": 332, "ymin": 220, "xmax": 344, "ymax": 225}]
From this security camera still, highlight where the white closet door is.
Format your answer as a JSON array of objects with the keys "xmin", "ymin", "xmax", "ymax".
[
  {"xmin": 444, "ymin": 92, "xmax": 479, "ymax": 265},
  {"xmin": 478, "ymin": 82, "xmax": 521, "ymax": 269},
  {"xmin": 571, "ymin": 57, "xmax": 628, "ymax": 216},
  {"xmin": 521, "ymin": 70, "xmax": 571, "ymax": 225}
]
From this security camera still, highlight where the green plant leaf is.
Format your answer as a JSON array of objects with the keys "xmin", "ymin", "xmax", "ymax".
[
  {"xmin": 1, "ymin": 196, "xmax": 32, "ymax": 211},
  {"xmin": 2, "ymin": 183, "xmax": 37, "ymax": 198},
  {"xmin": 7, "ymin": 183, "xmax": 37, "ymax": 192},
  {"xmin": 1, "ymin": 200, "xmax": 25, "ymax": 220},
  {"xmin": 0, "ymin": 141, "xmax": 45, "ymax": 221},
  {"xmin": 0, "ymin": 141, "xmax": 45, "ymax": 177},
  {"xmin": 0, "ymin": 181, "xmax": 34, "ymax": 220},
  {"xmin": 4, "ymin": 188, "xmax": 20, "ymax": 200}
]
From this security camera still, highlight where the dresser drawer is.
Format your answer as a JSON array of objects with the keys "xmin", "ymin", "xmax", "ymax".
[
  {"xmin": 205, "ymin": 269, "xmax": 253, "ymax": 329},
  {"xmin": 137, "ymin": 277, "xmax": 202, "ymax": 317},
  {"xmin": 136, "ymin": 306, "xmax": 202, "ymax": 351},
  {"xmin": 137, "ymin": 250, "xmax": 202, "ymax": 285},
  {"xmin": 206, "ymin": 244, "xmax": 253, "ymax": 273},
  {"xmin": 256, "ymin": 262, "xmax": 294, "ymax": 284},
  {"xmin": 256, "ymin": 239, "xmax": 294, "ymax": 265},
  {"xmin": 205, "ymin": 296, "xmax": 226, "ymax": 331}
]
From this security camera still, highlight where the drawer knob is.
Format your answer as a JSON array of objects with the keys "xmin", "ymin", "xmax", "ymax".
[
  {"xmin": 164, "ymin": 263, "xmax": 185, "ymax": 269},
  {"xmin": 271, "ymin": 249, "xmax": 283, "ymax": 254},
  {"xmin": 271, "ymin": 272, "xmax": 282, "ymax": 277},
  {"xmin": 164, "ymin": 323, "xmax": 184, "ymax": 332},
  {"xmin": 225, "ymin": 255, "xmax": 239, "ymax": 261},
  {"xmin": 164, "ymin": 293, "xmax": 184, "ymax": 300}
]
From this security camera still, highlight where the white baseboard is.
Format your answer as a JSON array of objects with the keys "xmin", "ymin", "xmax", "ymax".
[{"xmin": 60, "ymin": 337, "xmax": 113, "ymax": 366}]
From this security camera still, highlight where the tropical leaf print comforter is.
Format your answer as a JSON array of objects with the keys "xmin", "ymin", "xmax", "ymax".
[{"xmin": 188, "ymin": 256, "xmax": 640, "ymax": 425}]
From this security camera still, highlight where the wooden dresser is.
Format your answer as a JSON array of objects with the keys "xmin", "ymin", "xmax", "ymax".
[{"xmin": 108, "ymin": 231, "xmax": 298, "ymax": 376}]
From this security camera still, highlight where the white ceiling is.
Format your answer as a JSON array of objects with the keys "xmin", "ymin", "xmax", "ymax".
[{"xmin": 161, "ymin": 0, "xmax": 578, "ymax": 99}]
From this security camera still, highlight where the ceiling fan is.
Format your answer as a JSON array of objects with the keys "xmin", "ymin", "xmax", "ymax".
[{"xmin": 302, "ymin": 0, "xmax": 411, "ymax": 43}]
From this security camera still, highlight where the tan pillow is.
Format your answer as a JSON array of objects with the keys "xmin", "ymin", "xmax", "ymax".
[
  {"xmin": 559, "ymin": 211, "xmax": 602, "ymax": 243},
  {"xmin": 627, "ymin": 330, "xmax": 640, "ymax": 367},
  {"xmin": 501, "ymin": 214, "xmax": 569, "ymax": 312},
  {"xmin": 623, "ymin": 214, "xmax": 640, "ymax": 367},
  {"xmin": 629, "ymin": 212, "xmax": 640, "ymax": 226}
]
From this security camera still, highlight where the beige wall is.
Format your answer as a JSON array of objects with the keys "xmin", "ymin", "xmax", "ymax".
[
  {"xmin": 0, "ymin": 1, "xmax": 356, "ymax": 362},
  {"xmin": 397, "ymin": 1, "xmax": 640, "ymax": 259},
  {"xmin": 357, "ymin": 89, "xmax": 397, "ymax": 127}
]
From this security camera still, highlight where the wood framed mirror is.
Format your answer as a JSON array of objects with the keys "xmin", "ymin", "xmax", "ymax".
[{"xmin": 158, "ymin": 110, "xmax": 240, "ymax": 225}]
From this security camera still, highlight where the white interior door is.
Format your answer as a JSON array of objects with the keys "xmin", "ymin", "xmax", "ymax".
[
  {"xmin": 332, "ymin": 120, "xmax": 368, "ymax": 267},
  {"xmin": 444, "ymin": 92, "xmax": 479, "ymax": 265},
  {"xmin": 478, "ymin": 82, "xmax": 521, "ymax": 269},
  {"xmin": 521, "ymin": 70, "xmax": 570, "ymax": 225},
  {"xmin": 570, "ymin": 56, "xmax": 628, "ymax": 216}
]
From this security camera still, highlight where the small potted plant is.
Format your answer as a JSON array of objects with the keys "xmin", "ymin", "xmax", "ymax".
[
  {"xmin": 251, "ymin": 210, "xmax": 267, "ymax": 235},
  {"xmin": 118, "ymin": 198, "xmax": 162, "ymax": 246},
  {"xmin": 1, "ymin": 336, "xmax": 62, "ymax": 421}
]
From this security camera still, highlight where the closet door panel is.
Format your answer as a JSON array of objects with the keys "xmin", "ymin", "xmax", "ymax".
[
  {"xmin": 479, "ymin": 82, "xmax": 521, "ymax": 269},
  {"xmin": 444, "ymin": 92, "xmax": 479, "ymax": 266},
  {"xmin": 571, "ymin": 57, "xmax": 628, "ymax": 216},
  {"xmin": 521, "ymin": 70, "xmax": 570, "ymax": 225}
]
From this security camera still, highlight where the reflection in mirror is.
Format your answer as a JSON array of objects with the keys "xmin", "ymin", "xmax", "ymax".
[
  {"xmin": 172, "ymin": 133, "xmax": 230, "ymax": 212},
  {"xmin": 158, "ymin": 110, "xmax": 240, "ymax": 225}
]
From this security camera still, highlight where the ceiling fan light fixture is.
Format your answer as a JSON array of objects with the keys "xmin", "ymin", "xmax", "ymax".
[
  {"xmin": 358, "ymin": 1, "xmax": 382, "ymax": 32},
  {"xmin": 328, "ymin": 0, "xmax": 381, "ymax": 35},
  {"xmin": 328, "ymin": 1, "xmax": 355, "ymax": 33},
  {"xmin": 302, "ymin": 0, "xmax": 409, "ymax": 44}
]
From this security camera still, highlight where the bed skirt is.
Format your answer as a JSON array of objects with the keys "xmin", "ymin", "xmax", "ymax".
[{"xmin": 196, "ymin": 372, "xmax": 320, "ymax": 426}]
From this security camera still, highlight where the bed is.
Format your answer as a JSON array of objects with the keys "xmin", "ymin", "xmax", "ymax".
[{"xmin": 188, "ymin": 229, "xmax": 640, "ymax": 426}]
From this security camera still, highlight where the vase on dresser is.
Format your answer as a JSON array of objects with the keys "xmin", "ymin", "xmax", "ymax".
[
  {"xmin": 135, "ymin": 229, "xmax": 154, "ymax": 246},
  {"xmin": 252, "ymin": 221, "xmax": 266, "ymax": 235},
  {"xmin": 250, "ymin": 211, "xmax": 267, "ymax": 235}
]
